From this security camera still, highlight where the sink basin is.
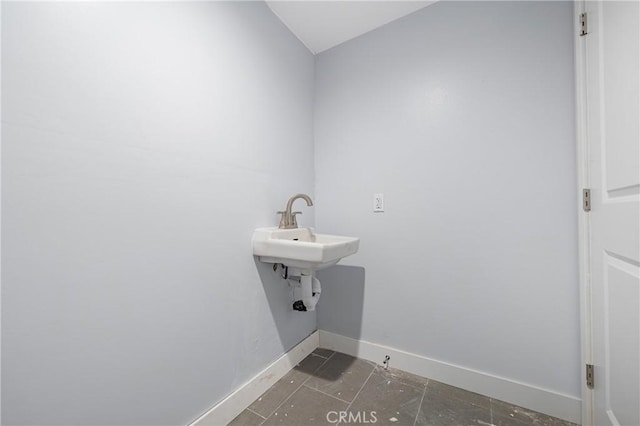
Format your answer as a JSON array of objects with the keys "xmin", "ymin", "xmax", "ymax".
[{"xmin": 252, "ymin": 227, "xmax": 359, "ymax": 271}]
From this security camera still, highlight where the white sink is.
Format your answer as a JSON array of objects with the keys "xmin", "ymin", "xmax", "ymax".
[{"xmin": 252, "ymin": 227, "xmax": 359, "ymax": 271}]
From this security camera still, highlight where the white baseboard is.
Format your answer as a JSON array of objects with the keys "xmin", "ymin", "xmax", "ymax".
[
  {"xmin": 318, "ymin": 330, "xmax": 581, "ymax": 425},
  {"xmin": 191, "ymin": 330, "xmax": 319, "ymax": 426}
]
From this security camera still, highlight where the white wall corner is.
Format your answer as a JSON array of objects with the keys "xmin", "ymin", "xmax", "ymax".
[
  {"xmin": 189, "ymin": 331, "xmax": 319, "ymax": 426},
  {"xmin": 318, "ymin": 330, "xmax": 581, "ymax": 424}
]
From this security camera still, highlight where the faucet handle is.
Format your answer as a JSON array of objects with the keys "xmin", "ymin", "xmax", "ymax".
[
  {"xmin": 276, "ymin": 211, "xmax": 287, "ymax": 228},
  {"xmin": 291, "ymin": 211, "xmax": 302, "ymax": 227}
]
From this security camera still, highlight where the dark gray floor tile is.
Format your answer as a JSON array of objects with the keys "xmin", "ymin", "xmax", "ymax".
[
  {"xmin": 241, "ymin": 353, "xmax": 576, "ymax": 426},
  {"xmin": 348, "ymin": 371, "xmax": 424, "ymax": 426},
  {"xmin": 248, "ymin": 371, "xmax": 307, "ymax": 417},
  {"xmin": 262, "ymin": 385, "xmax": 348, "ymax": 426},
  {"xmin": 374, "ymin": 365, "xmax": 429, "ymax": 390},
  {"xmin": 228, "ymin": 409, "xmax": 264, "ymax": 426},
  {"xmin": 312, "ymin": 348, "xmax": 335, "ymax": 358},
  {"xmin": 491, "ymin": 399, "xmax": 578, "ymax": 426},
  {"xmin": 416, "ymin": 380, "xmax": 491, "ymax": 426},
  {"xmin": 248, "ymin": 354, "xmax": 327, "ymax": 417},
  {"xmin": 304, "ymin": 352, "xmax": 375, "ymax": 402},
  {"xmin": 426, "ymin": 380, "xmax": 491, "ymax": 409}
]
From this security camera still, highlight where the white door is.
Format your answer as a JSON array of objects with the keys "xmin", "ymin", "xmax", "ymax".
[{"xmin": 583, "ymin": 1, "xmax": 640, "ymax": 425}]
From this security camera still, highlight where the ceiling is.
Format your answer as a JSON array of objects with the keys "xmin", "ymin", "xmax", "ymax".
[{"xmin": 265, "ymin": 1, "xmax": 436, "ymax": 54}]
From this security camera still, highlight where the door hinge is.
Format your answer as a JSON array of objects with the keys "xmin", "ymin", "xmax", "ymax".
[
  {"xmin": 580, "ymin": 13, "xmax": 588, "ymax": 36},
  {"xmin": 583, "ymin": 188, "xmax": 591, "ymax": 212},
  {"xmin": 586, "ymin": 364, "xmax": 594, "ymax": 389}
]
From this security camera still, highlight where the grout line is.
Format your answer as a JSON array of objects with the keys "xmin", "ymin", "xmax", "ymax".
[
  {"xmin": 412, "ymin": 384, "xmax": 427, "ymax": 426},
  {"xmin": 259, "ymin": 351, "xmax": 337, "ymax": 424},
  {"xmin": 309, "ymin": 352, "xmax": 330, "ymax": 360},
  {"xmin": 310, "ymin": 351, "xmax": 333, "ymax": 359},
  {"xmin": 246, "ymin": 407, "xmax": 267, "ymax": 420},
  {"xmin": 489, "ymin": 398, "xmax": 494, "ymax": 426},
  {"xmin": 338, "ymin": 364, "xmax": 376, "ymax": 426},
  {"xmin": 301, "ymin": 383, "xmax": 351, "ymax": 404}
]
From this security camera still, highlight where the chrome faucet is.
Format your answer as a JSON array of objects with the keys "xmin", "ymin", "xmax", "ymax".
[{"xmin": 277, "ymin": 193, "xmax": 313, "ymax": 229}]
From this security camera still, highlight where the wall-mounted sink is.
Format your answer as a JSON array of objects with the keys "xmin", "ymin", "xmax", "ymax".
[{"xmin": 252, "ymin": 227, "xmax": 359, "ymax": 271}]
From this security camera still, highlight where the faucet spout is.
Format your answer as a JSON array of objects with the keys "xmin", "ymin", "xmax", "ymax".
[{"xmin": 280, "ymin": 193, "xmax": 313, "ymax": 229}]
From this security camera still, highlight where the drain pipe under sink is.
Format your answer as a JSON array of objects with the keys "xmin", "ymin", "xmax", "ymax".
[{"xmin": 291, "ymin": 273, "xmax": 321, "ymax": 312}]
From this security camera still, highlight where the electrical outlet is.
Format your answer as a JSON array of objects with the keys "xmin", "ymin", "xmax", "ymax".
[{"xmin": 373, "ymin": 193, "xmax": 384, "ymax": 212}]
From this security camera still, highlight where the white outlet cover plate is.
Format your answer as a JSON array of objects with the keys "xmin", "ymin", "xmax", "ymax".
[{"xmin": 374, "ymin": 193, "xmax": 384, "ymax": 212}]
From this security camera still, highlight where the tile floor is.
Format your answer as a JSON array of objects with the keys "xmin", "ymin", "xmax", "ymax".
[{"xmin": 229, "ymin": 349, "xmax": 578, "ymax": 426}]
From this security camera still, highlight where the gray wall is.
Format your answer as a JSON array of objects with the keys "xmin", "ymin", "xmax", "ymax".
[
  {"xmin": 1, "ymin": 2, "xmax": 315, "ymax": 424},
  {"xmin": 315, "ymin": 1, "xmax": 580, "ymax": 397}
]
